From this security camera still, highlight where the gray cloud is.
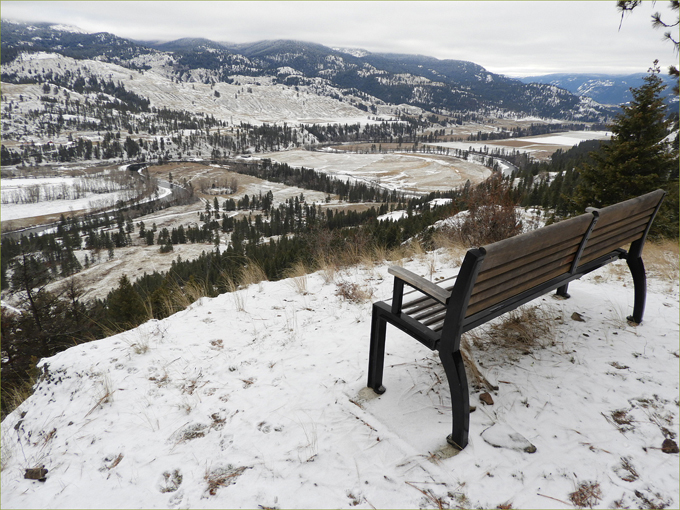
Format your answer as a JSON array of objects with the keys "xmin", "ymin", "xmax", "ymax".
[{"xmin": 2, "ymin": 1, "xmax": 677, "ymax": 76}]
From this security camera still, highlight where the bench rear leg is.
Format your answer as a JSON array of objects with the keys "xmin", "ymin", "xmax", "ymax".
[
  {"xmin": 439, "ymin": 347, "xmax": 470, "ymax": 450},
  {"xmin": 626, "ymin": 256, "xmax": 647, "ymax": 324},
  {"xmin": 555, "ymin": 284, "xmax": 570, "ymax": 298},
  {"xmin": 367, "ymin": 303, "xmax": 388, "ymax": 394}
]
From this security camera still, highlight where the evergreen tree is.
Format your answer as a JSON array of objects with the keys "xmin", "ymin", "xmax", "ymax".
[
  {"xmin": 107, "ymin": 275, "xmax": 145, "ymax": 327},
  {"xmin": 573, "ymin": 63, "xmax": 677, "ymax": 218}
]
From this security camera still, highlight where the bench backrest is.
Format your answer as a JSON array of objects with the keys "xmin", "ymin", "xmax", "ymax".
[
  {"xmin": 578, "ymin": 189, "xmax": 666, "ymax": 265},
  {"xmin": 445, "ymin": 189, "xmax": 665, "ymax": 334}
]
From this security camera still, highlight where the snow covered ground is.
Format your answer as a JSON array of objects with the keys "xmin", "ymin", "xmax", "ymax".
[
  {"xmin": 427, "ymin": 130, "xmax": 613, "ymax": 162},
  {"xmin": 258, "ymin": 150, "xmax": 492, "ymax": 193},
  {"xmin": 1, "ymin": 52, "xmax": 380, "ymax": 127},
  {"xmin": 2, "ymin": 250, "xmax": 677, "ymax": 509},
  {"xmin": 0, "ymin": 190, "xmax": 132, "ymax": 222}
]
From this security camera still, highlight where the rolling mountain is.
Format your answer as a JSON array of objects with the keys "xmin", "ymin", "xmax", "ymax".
[
  {"xmin": 1, "ymin": 20, "xmax": 616, "ymax": 121},
  {"xmin": 517, "ymin": 73, "xmax": 678, "ymax": 107}
]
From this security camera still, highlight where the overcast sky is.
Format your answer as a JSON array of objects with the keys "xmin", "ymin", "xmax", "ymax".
[{"xmin": 2, "ymin": 1, "xmax": 678, "ymax": 76}]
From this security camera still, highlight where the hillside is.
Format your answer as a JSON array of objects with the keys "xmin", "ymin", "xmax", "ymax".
[
  {"xmin": 1, "ymin": 249, "xmax": 678, "ymax": 509},
  {"xmin": 1, "ymin": 19, "xmax": 615, "ymax": 122}
]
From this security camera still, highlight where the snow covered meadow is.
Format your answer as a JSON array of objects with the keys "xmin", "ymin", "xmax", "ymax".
[{"xmin": 1, "ymin": 247, "xmax": 677, "ymax": 509}]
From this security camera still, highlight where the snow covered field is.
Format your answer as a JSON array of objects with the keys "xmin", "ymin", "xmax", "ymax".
[
  {"xmin": 259, "ymin": 149, "xmax": 492, "ymax": 193},
  {"xmin": 0, "ymin": 190, "xmax": 131, "ymax": 222},
  {"xmin": 428, "ymin": 130, "xmax": 613, "ymax": 161},
  {"xmin": 2, "ymin": 251, "xmax": 677, "ymax": 509}
]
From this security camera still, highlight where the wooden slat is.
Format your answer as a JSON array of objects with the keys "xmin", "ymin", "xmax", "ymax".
[
  {"xmin": 475, "ymin": 236, "xmax": 582, "ymax": 285},
  {"xmin": 474, "ymin": 243, "xmax": 579, "ymax": 294},
  {"xmin": 588, "ymin": 189, "xmax": 665, "ymax": 228},
  {"xmin": 589, "ymin": 207, "xmax": 655, "ymax": 238},
  {"xmin": 411, "ymin": 302, "xmax": 446, "ymax": 321},
  {"xmin": 466, "ymin": 263, "xmax": 570, "ymax": 317}
]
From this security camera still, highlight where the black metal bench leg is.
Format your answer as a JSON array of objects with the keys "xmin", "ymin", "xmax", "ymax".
[
  {"xmin": 439, "ymin": 347, "xmax": 470, "ymax": 450},
  {"xmin": 367, "ymin": 303, "xmax": 388, "ymax": 394},
  {"xmin": 626, "ymin": 256, "xmax": 647, "ymax": 324},
  {"xmin": 556, "ymin": 284, "xmax": 570, "ymax": 298}
]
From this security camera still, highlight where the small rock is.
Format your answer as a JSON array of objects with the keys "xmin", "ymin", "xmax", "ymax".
[
  {"xmin": 661, "ymin": 438, "xmax": 679, "ymax": 454},
  {"xmin": 571, "ymin": 312, "xmax": 585, "ymax": 322},
  {"xmin": 481, "ymin": 423, "xmax": 537, "ymax": 453},
  {"xmin": 24, "ymin": 467, "xmax": 48, "ymax": 481},
  {"xmin": 479, "ymin": 392, "xmax": 494, "ymax": 405}
]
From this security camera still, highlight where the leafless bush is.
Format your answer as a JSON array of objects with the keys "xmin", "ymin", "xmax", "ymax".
[{"xmin": 442, "ymin": 175, "xmax": 522, "ymax": 248}]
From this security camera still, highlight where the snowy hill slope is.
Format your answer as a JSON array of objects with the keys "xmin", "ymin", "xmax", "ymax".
[
  {"xmin": 1, "ymin": 252, "xmax": 678, "ymax": 509},
  {"xmin": 1, "ymin": 52, "xmax": 374, "ymax": 127}
]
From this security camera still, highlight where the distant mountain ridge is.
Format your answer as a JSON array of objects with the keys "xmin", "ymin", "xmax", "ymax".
[
  {"xmin": 1, "ymin": 19, "xmax": 617, "ymax": 121},
  {"xmin": 517, "ymin": 73, "xmax": 678, "ymax": 107}
]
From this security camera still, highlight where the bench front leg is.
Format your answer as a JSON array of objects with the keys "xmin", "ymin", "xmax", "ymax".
[
  {"xmin": 439, "ymin": 344, "xmax": 470, "ymax": 450},
  {"xmin": 367, "ymin": 302, "xmax": 389, "ymax": 394}
]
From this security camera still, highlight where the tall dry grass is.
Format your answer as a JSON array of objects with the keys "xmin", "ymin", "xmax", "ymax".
[{"xmin": 643, "ymin": 239, "xmax": 679, "ymax": 281}]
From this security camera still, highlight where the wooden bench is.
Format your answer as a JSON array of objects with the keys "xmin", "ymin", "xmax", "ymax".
[{"xmin": 367, "ymin": 189, "xmax": 666, "ymax": 450}]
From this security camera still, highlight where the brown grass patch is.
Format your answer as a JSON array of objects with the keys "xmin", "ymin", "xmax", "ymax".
[
  {"xmin": 643, "ymin": 239, "xmax": 679, "ymax": 281},
  {"xmin": 471, "ymin": 305, "xmax": 557, "ymax": 355},
  {"xmin": 569, "ymin": 481, "xmax": 602, "ymax": 508},
  {"xmin": 204, "ymin": 465, "xmax": 248, "ymax": 496}
]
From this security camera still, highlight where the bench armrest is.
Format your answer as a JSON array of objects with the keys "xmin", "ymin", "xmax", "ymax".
[{"xmin": 388, "ymin": 266, "xmax": 451, "ymax": 305}]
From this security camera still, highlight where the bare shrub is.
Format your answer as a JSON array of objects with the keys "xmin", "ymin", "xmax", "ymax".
[{"xmin": 443, "ymin": 175, "xmax": 522, "ymax": 247}]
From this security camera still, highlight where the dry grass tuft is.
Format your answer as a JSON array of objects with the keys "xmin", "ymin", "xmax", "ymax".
[
  {"xmin": 314, "ymin": 254, "xmax": 339, "ymax": 284},
  {"xmin": 85, "ymin": 375, "xmax": 114, "ymax": 418},
  {"xmin": 472, "ymin": 305, "xmax": 558, "ymax": 355},
  {"xmin": 609, "ymin": 409, "xmax": 636, "ymax": 433},
  {"xmin": 3, "ymin": 378, "xmax": 36, "ymax": 420},
  {"xmin": 335, "ymin": 280, "xmax": 374, "ymax": 304},
  {"xmin": 432, "ymin": 232, "xmax": 468, "ymax": 264},
  {"xmin": 569, "ymin": 480, "xmax": 602, "ymax": 508},
  {"xmin": 238, "ymin": 261, "xmax": 268, "ymax": 287},
  {"xmin": 204, "ymin": 465, "xmax": 248, "ymax": 496},
  {"xmin": 160, "ymin": 469, "xmax": 183, "ymax": 493},
  {"xmin": 284, "ymin": 261, "xmax": 310, "ymax": 294}
]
